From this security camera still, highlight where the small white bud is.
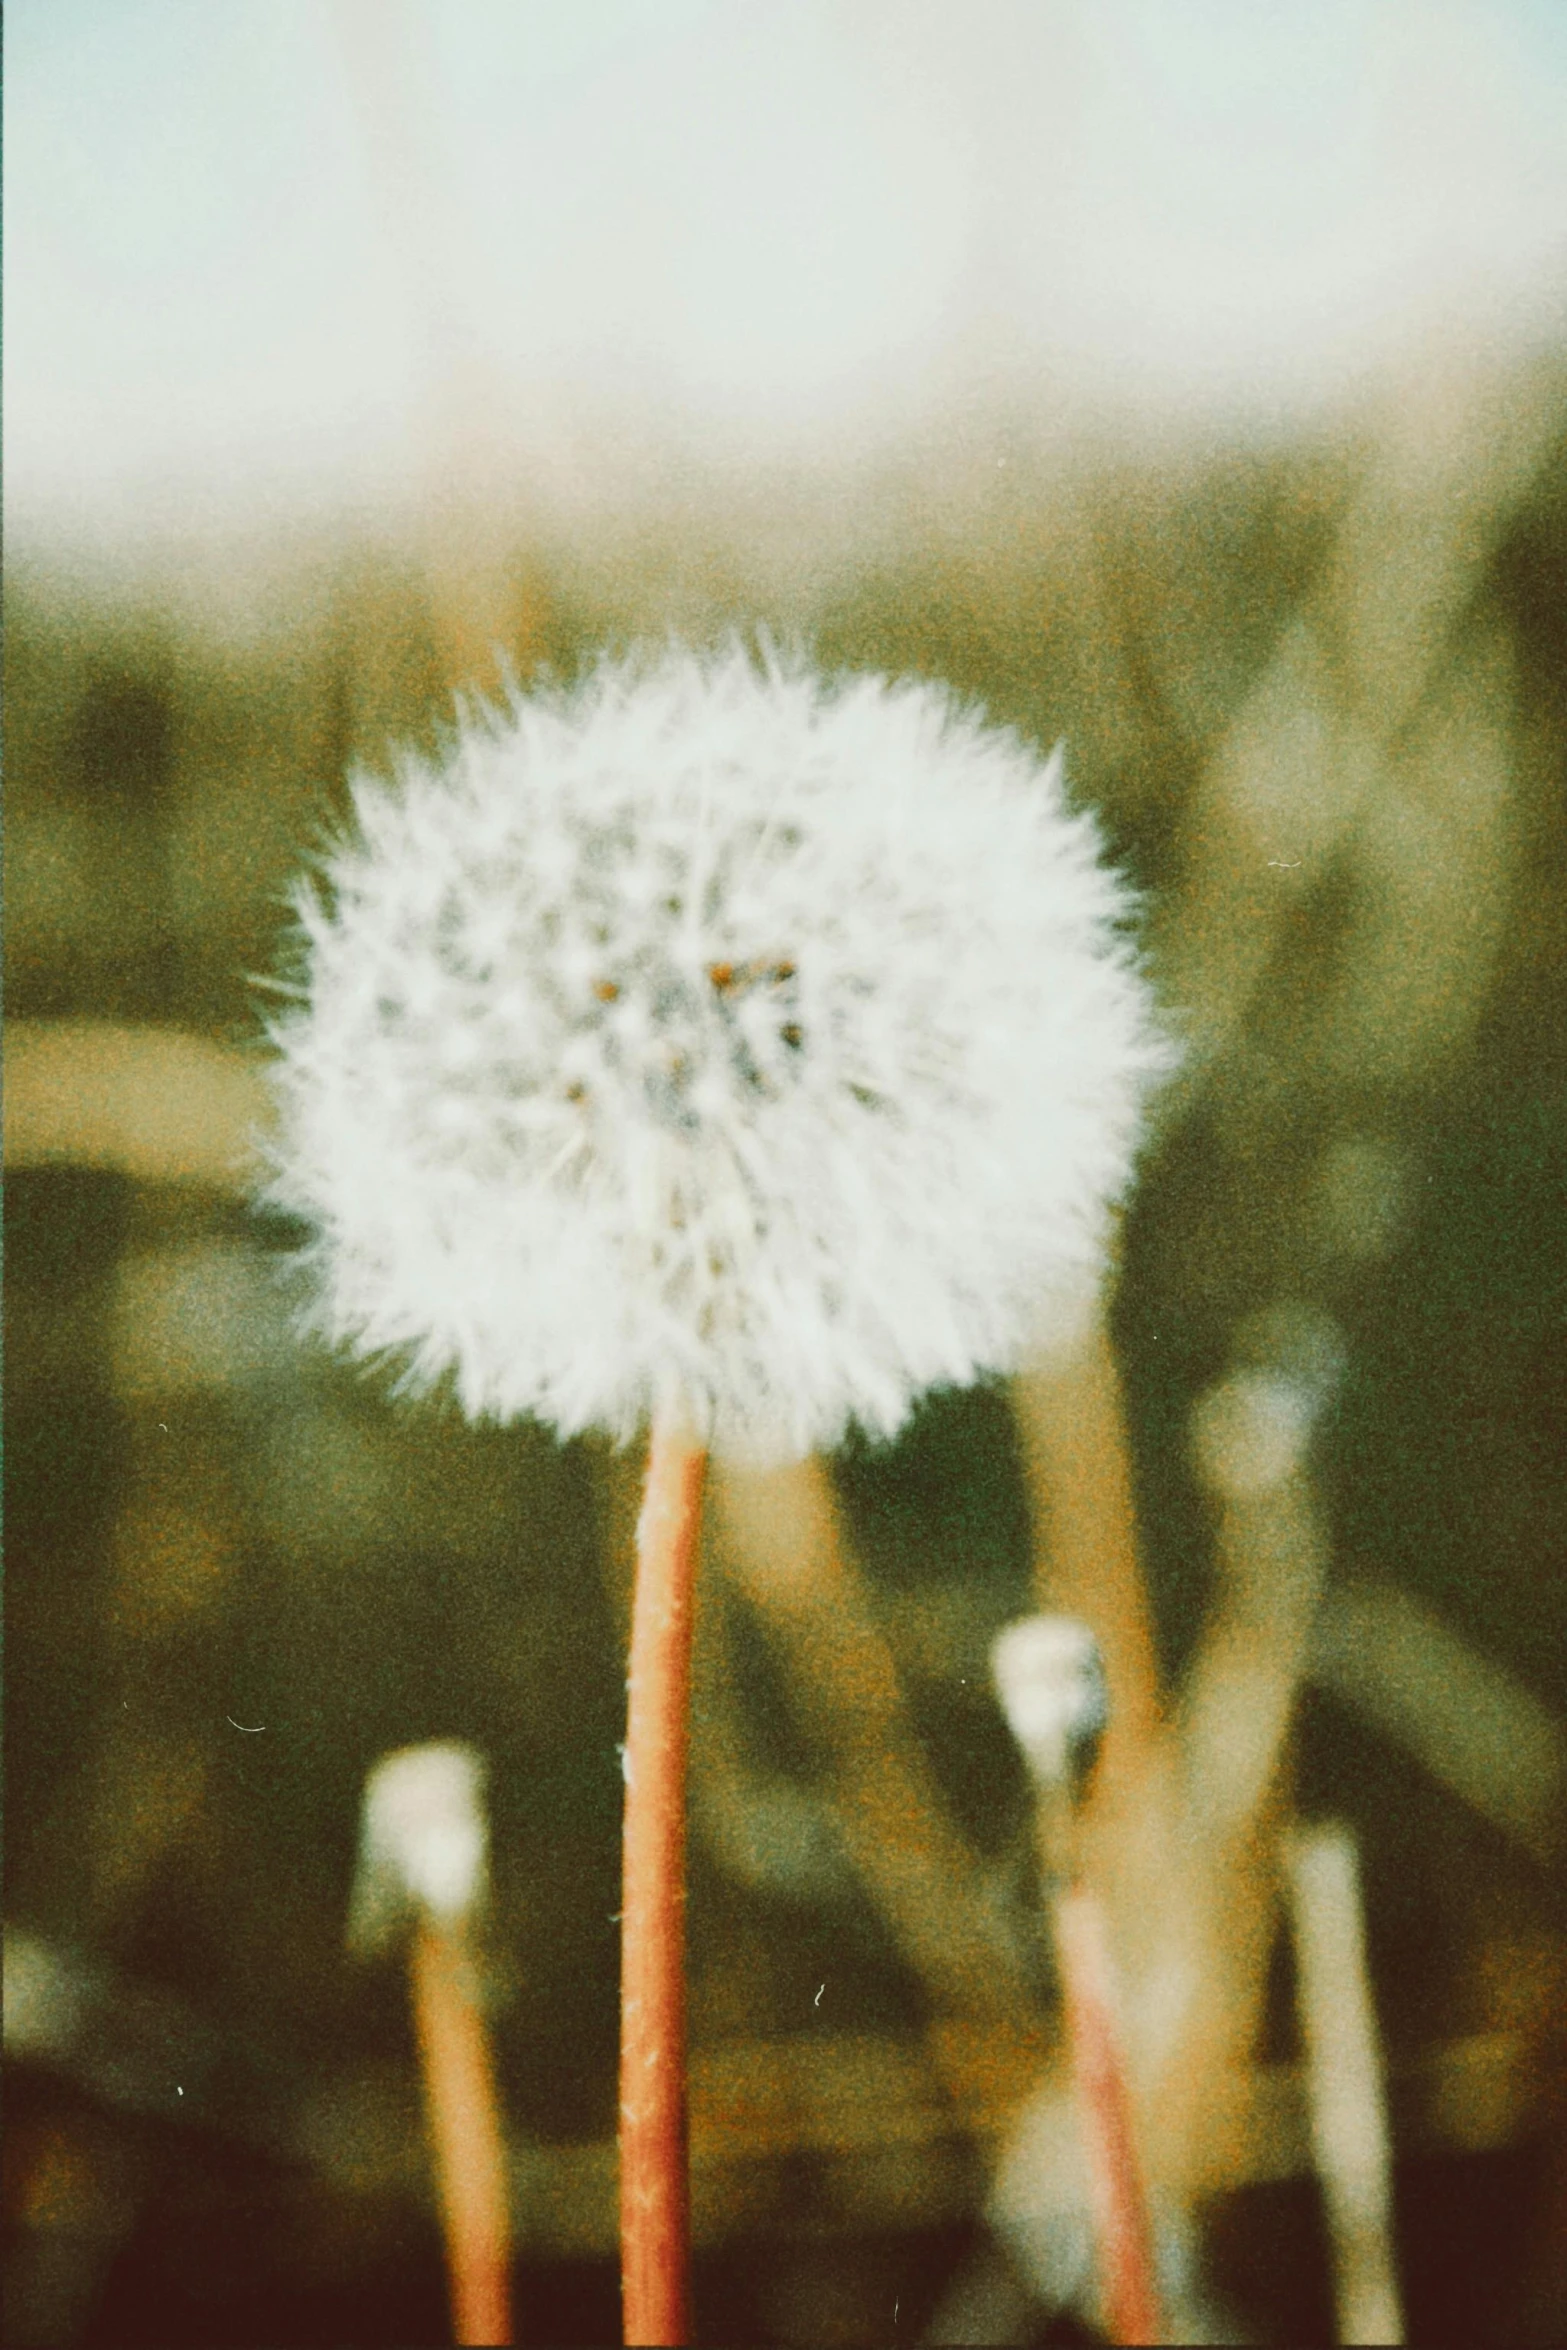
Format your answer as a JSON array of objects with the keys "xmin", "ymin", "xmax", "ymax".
[
  {"xmin": 348, "ymin": 1742, "xmax": 489, "ymax": 1955},
  {"xmin": 991, "ymin": 1615, "xmax": 1109, "ymax": 1794}
]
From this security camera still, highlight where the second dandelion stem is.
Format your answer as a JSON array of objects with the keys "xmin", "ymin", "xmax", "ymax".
[
  {"xmin": 1054, "ymin": 1883, "xmax": 1163, "ymax": 2346},
  {"xmin": 620, "ymin": 1415, "xmax": 708, "ymax": 2348},
  {"xmin": 410, "ymin": 1917, "xmax": 514, "ymax": 2347}
]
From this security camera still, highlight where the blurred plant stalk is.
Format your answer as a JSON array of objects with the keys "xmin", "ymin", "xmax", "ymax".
[
  {"xmin": 1286, "ymin": 1822, "xmax": 1404, "ymax": 2346},
  {"xmin": 1314, "ymin": 1579, "xmax": 1567, "ymax": 1870},
  {"xmin": 409, "ymin": 1918, "xmax": 516, "ymax": 2348},
  {"xmin": 1013, "ymin": 1321, "xmax": 1194, "ymax": 2189},
  {"xmin": 710, "ymin": 1456, "xmax": 1033, "ymax": 2027},
  {"xmin": 1152, "ymin": 356, "xmax": 1559, "ymax": 1109},
  {"xmin": 992, "ymin": 1613, "xmax": 1164, "ymax": 2345},
  {"xmin": 4, "ymin": 1019, "xmax": 271, "ymax": 1186},
  {"xmin": 332, "ymin": 0, "xmax": 542, "ymax": 696},
  {"xmin": 1149, "ymin": 1350, "xmax": 1336, "ymax": 2205}
]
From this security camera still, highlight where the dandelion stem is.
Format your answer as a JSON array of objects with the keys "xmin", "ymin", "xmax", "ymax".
[
  {"xmin": 620, "ymin": 1414, "xmax": 708, "ymax": 2348},
  {"xmin": 1053, "ymin": 1884, "xmax": 1163, "ymax": 2347},
  {"xmin": 409, "ymin": 1917, "xmax": 513, "ymax": 2347}
]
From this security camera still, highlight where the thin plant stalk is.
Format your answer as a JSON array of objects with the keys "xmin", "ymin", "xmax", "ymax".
[
  {"xmin": 409, "ymin": 1917, "xmax": 514, "ymax": 2347},
  {"xmin": 1286, "ymin": 1823, "xmax": 1403, "ymax": 2347},
  {"xmin": 1156, "ymin": 1359, "xmax": 1333, "ymax": 2200},
  {"xmin": 1014, "ymin": 1321, "xmax": 1182, "ymax": 2024},
  {"xmin": 1016, "ymin": 1320, "xmax": 1164, "ymax": 1773},
  {"xmin": 993, "ymin": 1617, "xmax": 1164, "ymax": 2347},
  {"xmin": 620, "ymin": 1415, "xmax": 708, "ymax": 2348},
  {"xmin": 711, "ymin": 1457, "xmax": 1031, "ymax": 2023},
  {"xmin": 1052, "ymin": 1884, "xmax": 1164, "ymax": 2347}
]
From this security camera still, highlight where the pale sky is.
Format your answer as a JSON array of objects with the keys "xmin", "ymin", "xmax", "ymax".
[{"xmin": 8, "ymin": 0, "xmax": 1567, "ymax": 532}]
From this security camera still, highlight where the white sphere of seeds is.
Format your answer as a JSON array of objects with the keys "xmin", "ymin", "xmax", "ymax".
[{"xmin": 264, "ymin": 645, "xmax": 1168, "ymax": 1463}]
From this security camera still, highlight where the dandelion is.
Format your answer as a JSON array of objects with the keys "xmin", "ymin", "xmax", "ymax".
[
  {"xmin": 350, "ymin": 1745, "xmax": 512, "ymax": 2348},
  {"xmin": 265, "ymin": 643, "xmax": 1163, "ymax": 1462},
  {"xmin": 264, "ymin": 642, "xmax": 1166, "ymax": 2344}
]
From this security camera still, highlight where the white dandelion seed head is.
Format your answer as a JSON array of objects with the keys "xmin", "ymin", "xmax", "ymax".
[{"xmin": 264, "ymin": 644, "xmax": 1170, "ymax": 1464}]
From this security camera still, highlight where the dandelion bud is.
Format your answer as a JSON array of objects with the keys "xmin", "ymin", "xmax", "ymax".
[
  {"xmin": 349, "ymin": 1742, "xmax": 489, "ymax": 1953},
  {"xmin": 992, "ymin": 1614, "xmax": 1109, "ymax": 1795}
]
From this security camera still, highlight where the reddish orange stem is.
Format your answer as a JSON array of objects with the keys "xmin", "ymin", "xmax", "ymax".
[
  {"xmin": 409, "ymin": 1919, "xmax": 514, "ymax": 2347},
  {"xmin": 1054, "ymin": 1886, "xmax": 1163, "ymax": 2347},
  {"xmin": 619, "ymin": 1418, "xmax": 708, "ymax": 2348}
]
